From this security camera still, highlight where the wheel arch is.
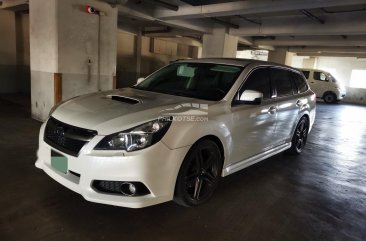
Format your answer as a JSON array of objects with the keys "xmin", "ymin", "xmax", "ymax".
[
  {"xmin": 289, "ymin": 113, "xmax": 310, "ymax": 142},
  {"xmin": 175, "ymin": 135, "xmax": 226, "ymax": 184},
  {"xmin": 298, "ymin": 113, "xmax": 310, "ymax": 133},
  {"xmin": 301, "ymin": 113, "xmax": 310, "ymax": 123},
  {"xmin": 287, "ymin": 113, "xmax": 311, "ymax": 155},
  {"xmin": 322, "ymin": 91, "xmax": 336, "ymax": 99},
  {"xmin": 198, "ymin": 135, "xmax": 225, "ymax": 165}
]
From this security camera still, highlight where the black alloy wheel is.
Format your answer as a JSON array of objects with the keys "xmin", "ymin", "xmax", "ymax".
[
  {"xmin": 287, "ymin": 116, "xmax": 309, "ymax": 155},
  {"xmin": 174, "ymin": 139, "xmax": 222, "ymax": 207}
]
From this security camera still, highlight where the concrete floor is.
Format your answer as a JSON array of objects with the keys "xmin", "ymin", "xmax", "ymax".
[{"xmin": 1, "ymin": 98, "xmax": 366, "ymax": 241}]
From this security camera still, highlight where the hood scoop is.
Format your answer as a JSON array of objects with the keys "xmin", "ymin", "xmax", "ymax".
[{"xmin": 106, "ymin": 95, "xmax": 141, "ymax": 104}]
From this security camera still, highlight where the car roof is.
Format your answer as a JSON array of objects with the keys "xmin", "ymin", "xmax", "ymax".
[{"xmin": 175, "ymin": 58, "xmax": 301, "ymax": 72}]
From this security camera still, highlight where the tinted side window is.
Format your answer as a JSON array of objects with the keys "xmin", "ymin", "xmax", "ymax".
[
  {"xmin": 301, "ymin": 70, "xmax": 310, "ymax": 79},
  {"xmin": 239, "ymin": 68, "xmax": 271, "ymax": 99},
  {"xmin": 270, "ymin": 68, "xmax": 294, "ymax": 97},
  {"xmin": 292, "ymin": 72, "xmax": 308, "ymax": 93}
]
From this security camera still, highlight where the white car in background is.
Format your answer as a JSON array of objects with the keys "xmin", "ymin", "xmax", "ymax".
[
  {"xmin": 299, "ymin": 68, "xmax": 346, "ymax": 103},
  {"xmin": 36, "ymin": 59, "xmax": 316, "ymax": 208}
]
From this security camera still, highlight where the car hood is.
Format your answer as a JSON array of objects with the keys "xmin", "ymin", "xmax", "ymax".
[{"xmin": 51, "ymin": 88, "xmax": 212, "ymax": 135}]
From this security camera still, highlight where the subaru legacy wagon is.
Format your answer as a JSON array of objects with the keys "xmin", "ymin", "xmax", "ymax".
[{"xmin": 36, "ymin": 58, "xmax": 316, "ymax": 208}]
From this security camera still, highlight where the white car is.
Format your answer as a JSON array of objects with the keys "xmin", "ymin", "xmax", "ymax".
[
  {"xmin": 36, "ymin": 59, "xmax": 316, "ymax": 208},
  {"xmin": 299, "ymin": 68, "xmax": 346, "ymax": 103}
]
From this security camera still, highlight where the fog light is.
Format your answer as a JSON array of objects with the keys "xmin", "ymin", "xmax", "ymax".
[
  {"xmin": 120, "ymin": 182, "xmax": 137, "ymax": 196},
  {"xmin": 128, "ymin": 183, "xmax": 136, "ymax": 195},
  {"xmin": 92, "ymin": 180, "xmax": 150, "ymax": 196}
]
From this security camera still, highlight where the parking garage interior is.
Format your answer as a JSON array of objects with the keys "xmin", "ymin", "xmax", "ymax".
[{"xmin": 1, "ymin": 0, "xmax": 366, "ymax": 240}]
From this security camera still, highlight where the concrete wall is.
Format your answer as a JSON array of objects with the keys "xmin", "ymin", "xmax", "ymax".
[
  {"xmin": 302, "ymin": 57, "xmax": 316, "ymax": 69},
  {"xmin": 0, "ymin": 10, "xmax": 29, "ymax": 94},
  {"xmin": 116, "ymin": 31, "xmax": 202, "ymax": 88},
  {"xmin": 30, "ymin": 0, "xmax": 117, "ymax": 121},
  {"xmin": 15, "ymin": 13, "xmax": 30, "ymax": 93},
  {"xmin": 57, "ymin": 0, "xmax": 117, "ymax": 99},
  {"xmin": 0, "ymin": 10, "xmax": 17, "ymax": 93},
  {"xmin": 344, "ymin": 87, "xmax": 366, "ymax": 104},
  {"xmin": 117, "ymin": 31, "xmax": 137, "ymax": 87}
]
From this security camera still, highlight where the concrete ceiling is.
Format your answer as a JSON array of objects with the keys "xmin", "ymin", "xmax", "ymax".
[
  {"xmin": 3, "ymin": 0, "xmax": 366, "ymax": 57},
  {"xmin": 114, "ymin": 0, "xmax": 366, "ymax": 57}
]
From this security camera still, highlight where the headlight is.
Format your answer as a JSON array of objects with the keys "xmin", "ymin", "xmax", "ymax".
[{"xmin": 94, "ymin": 118, "xmax": 172, "ymax": 152}]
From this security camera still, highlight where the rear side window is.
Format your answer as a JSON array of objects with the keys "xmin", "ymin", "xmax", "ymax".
[
  {"xmin": 292, "ymin": 72, "xmax": 308, "ymax": 93},
  {"xmin": 301, "ymin": 70, "xmax": 310, "ymax": 79},
  {"xmin": 239, "ymin": 68, "xmax": 272, "ymax": 99},
  {"xmin": 270, "ymin": 68, "xmax": 294, "ymax": 97}
]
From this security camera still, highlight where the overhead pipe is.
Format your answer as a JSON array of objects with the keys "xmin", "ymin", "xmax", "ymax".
[
  {"xmin": 142, "ymin": 27, "xmax": 171, "ymax": 35},
  {"xmin": 300, "ymin": 9, "xmax": 325, "ymax": 24},
  {"xmin": 99, "ymin": 0, "xmax": 128, "ymax": 7},
  {"xmin": 143, "ymin": 0, "xmax": 179, "ymax": 11},
  {"xmin": 236, "ymin": 15, "xmax": 261, "ymax": 25},
  {"xmin": 321, "ymin": 7, "xmax": 366, "ymax": 14}
]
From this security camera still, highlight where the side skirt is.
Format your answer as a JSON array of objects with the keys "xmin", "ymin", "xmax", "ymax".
[{"xmin": 222, "ymin": 142, "xmax": 292, "ymax": 177}]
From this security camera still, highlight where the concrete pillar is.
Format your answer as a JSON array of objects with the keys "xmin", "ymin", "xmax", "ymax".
[
  {"xmin": 302, "ymin": 57, "xmax": 317, "ymax": 69},
  {"xmin": 268, "ymin": 47, "xmax": 295, "ymax": 65},
  {"xmin": 135, "ymin": 29, "xmax": 142, "ymax": 80},
  {"xmin": 202, "ymin": 26, "xmax": 238, "ymax": 58},
  {"xmin": 285, "ymin": 52, "xmax": 295, "ymax": 66},
  {"xmin": 0, "ymin": 10, "xmax": 17, "ymax": 93},
  {"xmin": 29, "ymin": 0, "xmax": 117, "ymax": 121}
]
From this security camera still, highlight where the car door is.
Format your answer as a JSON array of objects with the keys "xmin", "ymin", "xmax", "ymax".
[
  {"xmin": 311, "ymin": 71, "xmax": 329, "ymax": 97},
  {"xmin": 230, "ymin": 67, "xmax": 278, "ymax": 163},
  {"xmin": 269, "ymin": 67, "xmax": 299, "ymax": 145}
]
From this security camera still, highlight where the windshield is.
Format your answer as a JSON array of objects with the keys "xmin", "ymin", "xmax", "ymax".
[{"xmin": 132, "ymin": 63, "xmax": 243, "ymax": 101}]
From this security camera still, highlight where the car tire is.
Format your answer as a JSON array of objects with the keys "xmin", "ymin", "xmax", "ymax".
[
  {"xmin": 174, "ymin": 139, "xmax": 223, "ymax": 207},
  {"xmin": 323, "ymin": 92, "xmax": 337, "ymax": 104},
  {"xmin": 287, "ymin": 116, "xmax": 309, "ymax": 155}
]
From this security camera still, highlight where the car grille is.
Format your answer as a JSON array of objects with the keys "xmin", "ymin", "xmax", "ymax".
[
  {"xmin": 93, "ymin": 180, "xmax": 123, "ymax": 194},
  {"xmin": 44, "ymin": 117, "xmax": 97, "ymax": 157}
]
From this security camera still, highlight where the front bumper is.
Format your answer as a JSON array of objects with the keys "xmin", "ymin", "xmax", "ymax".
[
  {"xmin": 35, "ymin": 123, "xmax": 190, "ymax": 208},
  {"xmin": 335, "ymin": 89, "xmax": 346, "ymax": 100}
]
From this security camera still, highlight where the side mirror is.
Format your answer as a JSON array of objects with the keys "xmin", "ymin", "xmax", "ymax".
[
  {"xmin": 234, "ymin": 90, "xmax": 263, "ymax": 105},
  {"xmin": 136, "ymin": 77, "xmax": 145, "ymax": 84}
]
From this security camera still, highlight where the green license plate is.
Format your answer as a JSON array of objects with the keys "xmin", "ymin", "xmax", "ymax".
[{"xmin": 51, "ymin": 150, "xmax": 68, "ymax": 174}]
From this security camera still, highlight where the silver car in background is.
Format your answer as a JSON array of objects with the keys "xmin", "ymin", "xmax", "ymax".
[{"xmin": 36, "ymin": 58, "xmax": 316, "ymax": 208}]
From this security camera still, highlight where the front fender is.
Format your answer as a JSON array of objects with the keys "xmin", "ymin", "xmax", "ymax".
[{"xmin": 161, "ymin": 118, "xmax": 232, "ymax": 162}]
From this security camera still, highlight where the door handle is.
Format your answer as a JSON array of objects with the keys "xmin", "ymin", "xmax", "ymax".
[
  {"xmin": 268, "ymin": 106, "xmax": 277, "ymax": 115},
  {"xmin": 296, "ymin": 100, "xmax": 303, "ymax": 107}
]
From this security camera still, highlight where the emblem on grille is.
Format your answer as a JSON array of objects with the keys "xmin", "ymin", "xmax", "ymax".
[{"xmin": 55, "ymin": 126, "xmax": 66, "ymax": 145}]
